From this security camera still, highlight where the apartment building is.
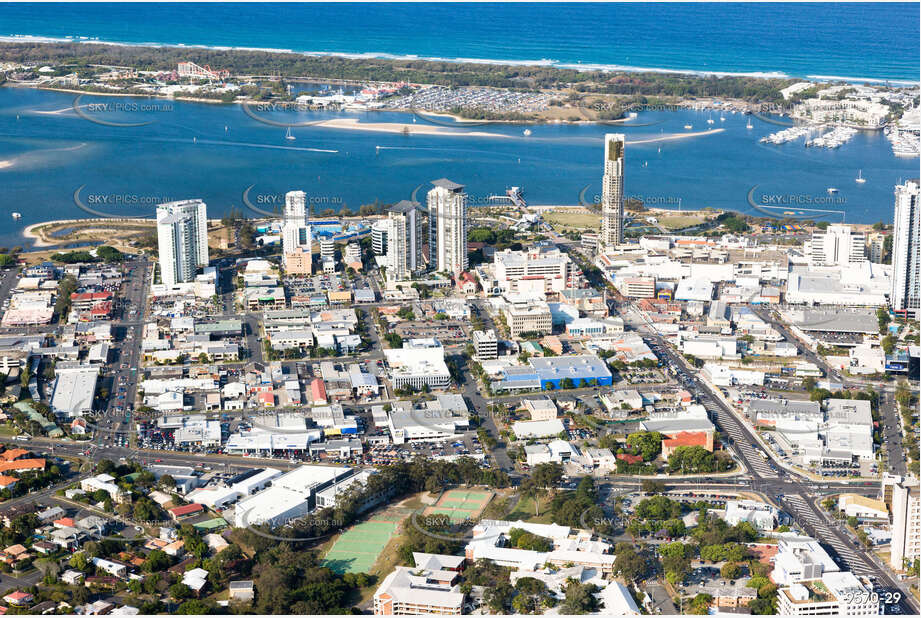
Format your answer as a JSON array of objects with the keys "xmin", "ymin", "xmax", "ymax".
[{"xmin": 890, "ymin": 479, "xmax": 921, "ymax": 570}]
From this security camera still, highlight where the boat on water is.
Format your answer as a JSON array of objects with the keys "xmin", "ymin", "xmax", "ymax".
[
  {"xmin": 827, "ymin": 187, "xmax": 839, "ymax": 194},
  {"xmin": 11, "ymin": 213, "xmax": 21, "ymax": 220},
  {"xmin": 855, "ymin": 169, "xmax": 866, "ymax": 183},
  {"xmin": 285, "ymin": 127, "xmax": 295, "ymax": 141},
  {"xmin": 523, "ymin": 129, "xmax": 532, "ymax": 136},
  {"xmin": 684, "ymin": 124, "xmax": 693, "ymax": 130},
  {"xmin": 746, "ymin": 120, "xmax": 753, "ymax": 129},
  {"xmin": 720, "ymin": 116, "xmax": 726, "ymax": 122}
]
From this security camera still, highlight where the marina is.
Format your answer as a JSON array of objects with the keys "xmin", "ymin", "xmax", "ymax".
[
  {"xmin": 759, "ymin": 125, "xmax": 813, "ymax": 145},
  {"xmin": 805, "ymin": 126, "xmax": 859, "ymax": 149}
]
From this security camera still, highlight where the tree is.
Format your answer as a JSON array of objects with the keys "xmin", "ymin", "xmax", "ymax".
[
  {"xmin": 143, "ymin": 549, "xmax": 171, "ymax": 572},
  {"xmin": 613, "ymin": 542, "xmax": 646, "ymax": 581},
  {"xmin": 881, "ymin": 334, "xmax": 896, "ymax": 355},
  {"xmin": 169, "ymin": 582, "xmax": 193, "ymax": 600},
  {"xmin": 484, "ymin": 582, "xmax": 514, "ymax": 613},
  {"xmin": 625, "ymin": 431, "xmax": 663, "ymax": 461},
  {"xmin": 877, "ymin": 307, "xmax": 891, "ymax": 333},
  {"xmin": 720, "ymin": 562, "xmax": 742, "ymax": 580},
  {"xmin": 561, "ymin": 581, "xmax": 599, "ymax": 614}
]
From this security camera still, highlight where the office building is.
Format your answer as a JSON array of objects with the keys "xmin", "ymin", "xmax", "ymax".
[
  {"xmin": 472, "ymin": 329, "xmax": 498, "ymax": 360},
  {"xmin": 503, "ymin": 298, "xmax": 552, "ymax": 338},
  {"xmin": 284, "ymin": 247, "xmax": 312, "ymax": 275},
  {"xmin": 890, "ymin": 180, "xmax": 920, "ymax": 318},
  {"xmin": 890, "ymin": 479, "xmax": 921, "ymax": 570},
  {"xmin": 156, "ymin": 200, "xmax": 209, "ymax": 287},
  {"xmin": 427, "ymin": 179, "xmax": 467, "ymax": 276},
  {"xmin": 600, "ymin": 134, "xmax": 625, "ymax": 250},
  {"xmin": 384, "ymin": 339, "xmax": 452, "ymax": 391},
  {"xmin": 809, "ymin": 224, "xmax": 866, "ymax": 267}
]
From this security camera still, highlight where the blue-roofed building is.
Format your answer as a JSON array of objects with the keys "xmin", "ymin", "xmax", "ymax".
[
  {"xmin": 530, "ymin": 355, "xmax": 613, "ymax": 390},
  {"xmin": 495, "ymin": 354, "xmax": 613, "ymax": 391},
  {"xmin": 497, "ymin": 366, "xmax": 542, "ymax": 391}
]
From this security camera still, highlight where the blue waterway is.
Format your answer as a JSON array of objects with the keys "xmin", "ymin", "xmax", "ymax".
[
  {"xmin": 0, "ymin": 3, "xmax": 918, "ymax": 82},
  {"xmin": 0, "ymin": 87, "xmax": 917, "ymax": 248}
]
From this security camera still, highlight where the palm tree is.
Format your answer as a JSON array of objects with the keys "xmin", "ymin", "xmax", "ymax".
[{"xmin": 520, "ymin": 479, "xmax": 546, "ymax": 517}]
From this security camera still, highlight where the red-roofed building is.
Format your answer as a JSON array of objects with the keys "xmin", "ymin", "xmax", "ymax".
[
  {"xmin": 88, "ymin": 301, "xmax": 113, "ymax": 320},
  {"xmin": 258, "ymin": 391, "xmax": 275, "ymax": 408},
  {"xmin": 70, "ymin": 291, "xmax": 112, "ymax": 308},
  {"xmin": 0, "ymin": 476, "xmax": 17, "ymax": 491},
  {"xmin": 0, "ymin": 449, "xmax": 29, "ymax": 462},
  {"xmin": 0, "ymin": 459, "xmax": 45, "ymax": 473},
  {"xmin": 53, "ymin": 517, "xmax": 76, "ymax": 529},
  {"xmin": 661, "ymin": 431, "xmax": 714, "ymax": 458},
  {"xmin": 2, "ymin": 591, "xmax": 32, "ymax": 606},
  {"xmin": 168, "ymin": 503, "xmax": 204, "ymax": 520},
  {"xmin": 456, "ymin": 271, "xmax": 477, "ymax": 296},
  {"xmin": 310, "ymin": 378, "xmax": 328, "ymax": 405},
  {"xmin": 616, "ymin": 453, "xmax": 643, "ymax": 465}
]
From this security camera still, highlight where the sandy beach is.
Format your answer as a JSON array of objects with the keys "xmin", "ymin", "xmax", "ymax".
[{"xmin": 314, "ymin": 117, "xmax": 511, "ymax": 138}]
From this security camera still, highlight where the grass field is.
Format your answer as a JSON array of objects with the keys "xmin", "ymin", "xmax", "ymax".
[
  {"xmin": 657, "ymin": 215, "xmax": 706, "ymax": 230},
  {"xmin": 322, "ymin": 518, "xmax": 400, "ymax": 575},
  {"xmin": 543, "ymin": 211, "xmax": 601, "ymax": 231}
]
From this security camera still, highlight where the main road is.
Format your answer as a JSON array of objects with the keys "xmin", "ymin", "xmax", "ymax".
[{"xmin": 621, "ymin": 300, "xmax": 918, "ymax": 615}]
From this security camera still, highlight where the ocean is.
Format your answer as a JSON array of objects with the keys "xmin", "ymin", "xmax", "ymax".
[
  {"xmin": 0, "ymin": 2, "xmax": 918, "ymax": 82},
  {"xmin": 0, "ymin": 87, "xmax": 917, "ymax": 248}
]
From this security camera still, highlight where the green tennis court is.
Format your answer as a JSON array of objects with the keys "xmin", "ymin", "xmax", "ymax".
[
  {"xmin": 322, "ymin": 519, "xmax": 399, "ymax": 574},
  {"xmin": 424, "ymin": 488, "xmax": 494, "ymax": 523}
]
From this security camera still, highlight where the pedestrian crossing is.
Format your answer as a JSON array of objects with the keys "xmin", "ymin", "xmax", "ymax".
[{"xmin": 782, "ymin": 494, "xmax": 875, "ymax": 576}]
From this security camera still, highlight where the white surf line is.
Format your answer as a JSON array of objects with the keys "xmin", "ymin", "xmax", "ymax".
[
  {"xmin": 191, "ymin": 138, "xmax": 338, "ymax": 153},
  {"xmin": 627, "ymin": 128, "xmax": 725, "ymax": 145},
  {"xmin": 33, "ymin": 105, "xmax": 90, "ymax": 115}
]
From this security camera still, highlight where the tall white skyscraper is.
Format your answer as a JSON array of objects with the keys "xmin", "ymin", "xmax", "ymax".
[
  {"xmin": 156, "ymin": 199, "xmax": 208, "ymax": 287},
  {"xmin": 808, "ymin": 224, "xmax": 866, "ymax": 267},
  {"xmin": 284, "ymin": 190, "xmax": 307, "ymax": 223},
  {"xmin": 890, "ymin": 479, "xmax": 920, "ymax": 570},
  {"xmin": 427, "ymin": 179, "xmax": 468, "ymax": 276},
  {"xmin": 600, "ymin": 134, "xmax": 625, "ymax": 250},
  {"xmin": 282, "ymin": 190, "xmax": 312, "ymax": 271},
  {"xmin": 890, "ymin": 179, "xmax": 920, "ymax": 318}
]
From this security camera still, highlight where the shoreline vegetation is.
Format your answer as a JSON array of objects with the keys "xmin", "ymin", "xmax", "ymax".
[{"xmin": 0, "ymin": 40, "xmax": 807, "ymax": 123}]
